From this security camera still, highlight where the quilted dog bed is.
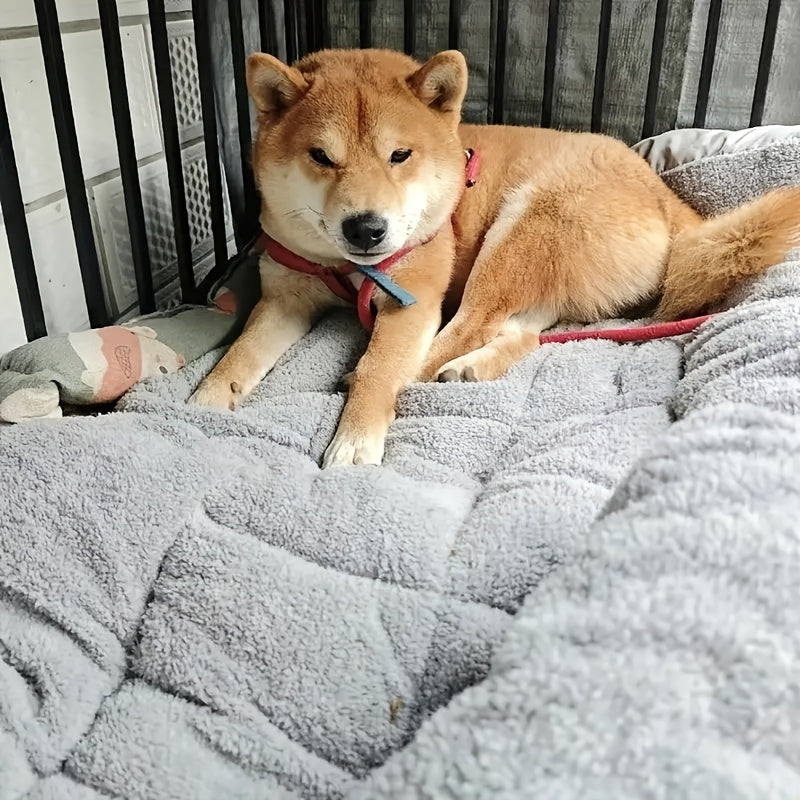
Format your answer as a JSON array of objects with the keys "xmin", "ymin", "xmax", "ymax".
[{"xmin": 1, "ymin": 128, "xmax": 799, "ymax": 799}]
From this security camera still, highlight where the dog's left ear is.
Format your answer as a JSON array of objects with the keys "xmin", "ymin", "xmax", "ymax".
[{"xmin": 408, "ymin": 50, "xmax": 467, "ymax": 118}]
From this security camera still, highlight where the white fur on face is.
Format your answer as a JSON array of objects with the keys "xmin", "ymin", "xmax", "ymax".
[
  {"xmin": 260, "ymin": 159, "xmax": 443, "ymax": 264},
  {"xmin": 259, "ymin": 162, "xmax": 337, "ymax": 260},
  {"xmin": 324, "ymin": 178, "xmax": 436, "ymax": 265}
]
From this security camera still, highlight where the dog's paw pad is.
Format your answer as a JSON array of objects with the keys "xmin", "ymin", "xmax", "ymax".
[
  {"xmin": 435, "ymin": 356, "xmax": 487, "ymax": 383},
  {"xmin": 189, "ymin": 377, "xmax": 246, "ymax": 411},
  {"xmin": 323, "ymin": 429, "xmax": 384, "ymax": 468},
  {"xmin": 228, "ymin": 381, "xmax": 243, "ymax": 409}
]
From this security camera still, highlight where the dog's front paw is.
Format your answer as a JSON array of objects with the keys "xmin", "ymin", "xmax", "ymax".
[
  {"xmin": 189, "ymin": 375, "xmax": 246, "ymax": 411},
  {"xmin": 322, "ymin": 426, "xmax": 385, "ymax": 467},
  {"xmin": 436, "ymin": 364, "xmax": 479, "ymax": 382},
  {"xmin": 434, "ymin": 352, "xmax": 488, "ymax": 382}
]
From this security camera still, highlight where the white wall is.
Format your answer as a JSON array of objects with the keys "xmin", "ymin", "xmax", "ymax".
[{"xmin": 0, "ymin": 0, "xmax": 235, "ymax": 356}]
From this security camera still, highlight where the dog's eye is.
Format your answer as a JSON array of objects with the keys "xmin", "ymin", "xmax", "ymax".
[
  {"xmin": 390, "ymin": 149, "xmax": 412, "ymax": 164},
  {"xmin": 310, "ymin": 148, "xmax": 335, "ymax": 167}
]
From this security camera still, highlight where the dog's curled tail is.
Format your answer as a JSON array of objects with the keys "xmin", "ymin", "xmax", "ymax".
[{"xmin": 656, "ymin": 186, "xmax": 800, "ymax": 320}]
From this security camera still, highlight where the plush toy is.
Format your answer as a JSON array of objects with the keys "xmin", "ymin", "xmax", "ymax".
[
  {"xmin": 0, "ymin": 247, "xmax": 266, "ymax": 424},
  {"xmin": 0, "ymin": 306, "xmax": 240, "ymax": 423}
]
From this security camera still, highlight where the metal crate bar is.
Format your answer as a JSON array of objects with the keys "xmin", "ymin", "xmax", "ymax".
[
  {"xmin": 448, "ymin": 0, "xmax": 460, "ymax": 50},
  {"xmin": 284, "ymin": 0, "xmax": 300, "ymax": 63},
  {"xmin": 257, "ymin": 0, "xmax": 278, "ymax": 54},
  {"xmin": 227, "ymin": 0, "xmax": 259, "ymax": 239},
  {"xmin": 491, "ymin": 0, "xmax": 509, "ymax": 123},
  {"xmin": 641, "ymin": 0, "xmax": 670, "ymax": 139},
  {"xmin": 147, "ymin": 0, "xmax": 195, "ymax": 302},
  {"xmin": 192, "ymin": 0, "xmax": 229, "ymax": 279},
  {"xmin": 403, "ymin": 0, "xmax": 415, "ymax": 55},
  {"xmin": 750, "ymin": 0, "xmax": 782, "ymax": 127},
  {"xmin": 540, "ymin": 0, "xmax": 560, "ymax": 127},
  {"xmin": 693, "ymin": 0, "xmax": 722, "ymax": 128},
  {"xmin": 359, "ymin": 0, "xmax": 371, "ymax": 48},
  {"xmin": 305, "ymin": 0, "xmax": 326, "ymax": 52},
  {"xmin": 0, "ymin": 75, "xmax": 47, "ymax": 341},
  {"xmin": 33, "ymin": 0, "xmax": 109, "ymax": 328},
  {"xmin": 97, "ymin": 0, "xmax": 155, "ymax": 314},
  {"xmin": 590, "ymin": 0, "xmax": 613, "ymax": 133}
]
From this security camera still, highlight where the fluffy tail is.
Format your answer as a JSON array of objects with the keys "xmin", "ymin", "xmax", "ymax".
[{"xmin": 656, "ymin": 187, "xmax": 800, "ymax": 320}]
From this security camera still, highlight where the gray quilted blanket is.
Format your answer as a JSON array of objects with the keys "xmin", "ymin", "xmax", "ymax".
[{"xmin": 1, "ymin": 136, "xmax": 799, "ymax": 799}]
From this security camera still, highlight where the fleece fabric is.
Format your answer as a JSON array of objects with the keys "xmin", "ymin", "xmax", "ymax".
[{"xmin": 1, "ymin": 137, "xmax": 799, "ymax": 798}]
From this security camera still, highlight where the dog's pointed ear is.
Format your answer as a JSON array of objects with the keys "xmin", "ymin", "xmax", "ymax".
[
  {"xmin": 408, "ymin": 50, "xmax": 468, "ymax": 116},
  {"xmin": 247, "ymin": 53, "xmax": 309, "ymax": 115}
]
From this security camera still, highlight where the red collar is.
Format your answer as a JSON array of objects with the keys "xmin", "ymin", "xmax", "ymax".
[
  {"xmin": 253, "ymin": 148, "xmax": 480, "ymax": 331},
  {"xmin": 255, "ymin": 233, "xmax": 416, "ymax": 330},
  {"xmin": 464, "ymin": 147, "xmax": 480, "ymax": 187}
]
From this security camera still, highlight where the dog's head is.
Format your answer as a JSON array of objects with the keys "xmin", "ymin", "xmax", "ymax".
[{"xmin": 247, "ymin": 48, "xmax": 469, "ymax": 264}]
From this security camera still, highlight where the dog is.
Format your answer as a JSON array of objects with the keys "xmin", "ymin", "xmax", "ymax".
[{"xmin": 190, "ymin": 48, "xmax": 800, "ymax": 467}]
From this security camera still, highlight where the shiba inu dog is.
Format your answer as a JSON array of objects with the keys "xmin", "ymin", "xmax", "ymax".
[{"xmin": 190, "ymin": 48, "xmax": 800, "ymax": 467}]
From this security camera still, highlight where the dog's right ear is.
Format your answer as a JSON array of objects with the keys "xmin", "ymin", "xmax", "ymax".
[{"xmin": 246, "ymin": 53, "xmax": 308, "ymax": 115}]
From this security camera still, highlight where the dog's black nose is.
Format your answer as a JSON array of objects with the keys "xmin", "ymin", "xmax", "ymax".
[{"xmin": 341, "ymin": 212, "xmax": 388, "ymax": 251}]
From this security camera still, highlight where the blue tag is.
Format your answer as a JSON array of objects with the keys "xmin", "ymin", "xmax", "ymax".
[{"xmin": 355, "ymin": 265, "xmax": 417, "ymax": 307}]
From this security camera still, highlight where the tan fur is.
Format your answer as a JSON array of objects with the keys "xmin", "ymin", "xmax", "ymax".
[
  {"xmin": 191, "ymin": 48, "xmax": 800, "ymax": 466},
  {"xmin": 656, "ymin": 187, "xmax": 800, "ymax": 320}
]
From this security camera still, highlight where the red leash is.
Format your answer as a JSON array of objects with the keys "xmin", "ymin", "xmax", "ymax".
[
  {"xmin": 255, "ymin": 238, "xmax": 715, "ymax": 345},
  {"xmin": 539, "ymin": 314, "xmax": 715, "ymax": 345},
  {"xmin": 255, "ymin": 231, "xmax": 715, "ymax": 344},
  {"xmin": 259, "ymin": 234, "xmax": 415, "ymax": 329}
]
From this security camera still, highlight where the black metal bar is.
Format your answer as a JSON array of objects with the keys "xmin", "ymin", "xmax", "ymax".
[
  {"xmin": 98, "ymin": 0, "xmax": 155, "ymax": 314},
  {"xmin": 641, "ymin": 0, "xmax": 670, "ymax": 139},
  {"xmin": 0, "ymin": 76, "xmax": 47, "ymax": 340},
  {"xmin": 448, "ymin": 0, "xmax": 461, "ymax": 50},
  {"xmin": 541, "ymin": 0, "xmax": 560, "ymax": 127},
  {"xmin": 33, "ymin": 0, "xmax": 109, "ymax": 328},
  {"xmin": 192, "ymin": 0, "xmax": 229, "ymax": 280},
  {"xmin": 227, "ymin": 0, "xmax": 259, "ymax": 239},
  {"xmin": 258, "ymin": 0, "xmax": 269, "ymax": 52},
  {"xmin": 750, "ymin": 0, "xmax": 782, "ymax": 127},
  {"xmin": 284, "ymin": 0, "xmax": 299, "ymax": 62},
  {"xmin": 359, "ymin": 0, "xmax": 372, "ymax": 48},
  {"xmin": 304, "ymin": 0, "xmax": 320, "ymax": 52},
  {"xmin": 693, "ymin": 0, "xmax": 722, "ymax": 128},
  {"xmin": 591, "ymin": 0, "xmax": 613, "ymax": 133},
  {"xmin": 257, "ymin": 0, "xmax": 278, "ymax": 54},
  {"xmin": 316, "ymin": 0, "xmax": 329, "ymax": 49},
  {"xmin": 403, "ymin": 0, "xmax": 415, "ymax": 55},
  {"xmin": 147, "ymin": 0, "xmax": 196, "ymax": 301},
  {"xmin": 491, "ymin": 0, "xmax": 509, "ymax": 123}
]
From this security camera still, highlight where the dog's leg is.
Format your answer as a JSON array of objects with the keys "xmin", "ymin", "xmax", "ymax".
[
  {"xmin": 419, "ymin": 307, "xmax": 499, "ymax": 381},
  {"xmin": 435, "ymin": 308, "xmax": 559, "ymax": 382},
  {"xmin": 420, "ymin": 184, "xmax": 539, "ymax": 381},
  {"xmin": 424, "ymin": 173, "xmax": 671, "ymax": 382},
  {"xmin": 323, "ymin": 301, "xmax": 440, "ymax": 467},
  {"xmin": 190, "ymin": 297, "xmax": 313, "ymax": 410}
]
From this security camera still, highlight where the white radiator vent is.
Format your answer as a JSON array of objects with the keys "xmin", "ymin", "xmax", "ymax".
[
  {"xmin": 93, "ymin": 143, "xmax": 232, "ymax": 315},
  {"xmin": 0, "ymin": 7, "xmax": 237, "ymax": 354},
  {"xmin": 165, "ymin": 20, "xmax": 203, "ymax": 143}
]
